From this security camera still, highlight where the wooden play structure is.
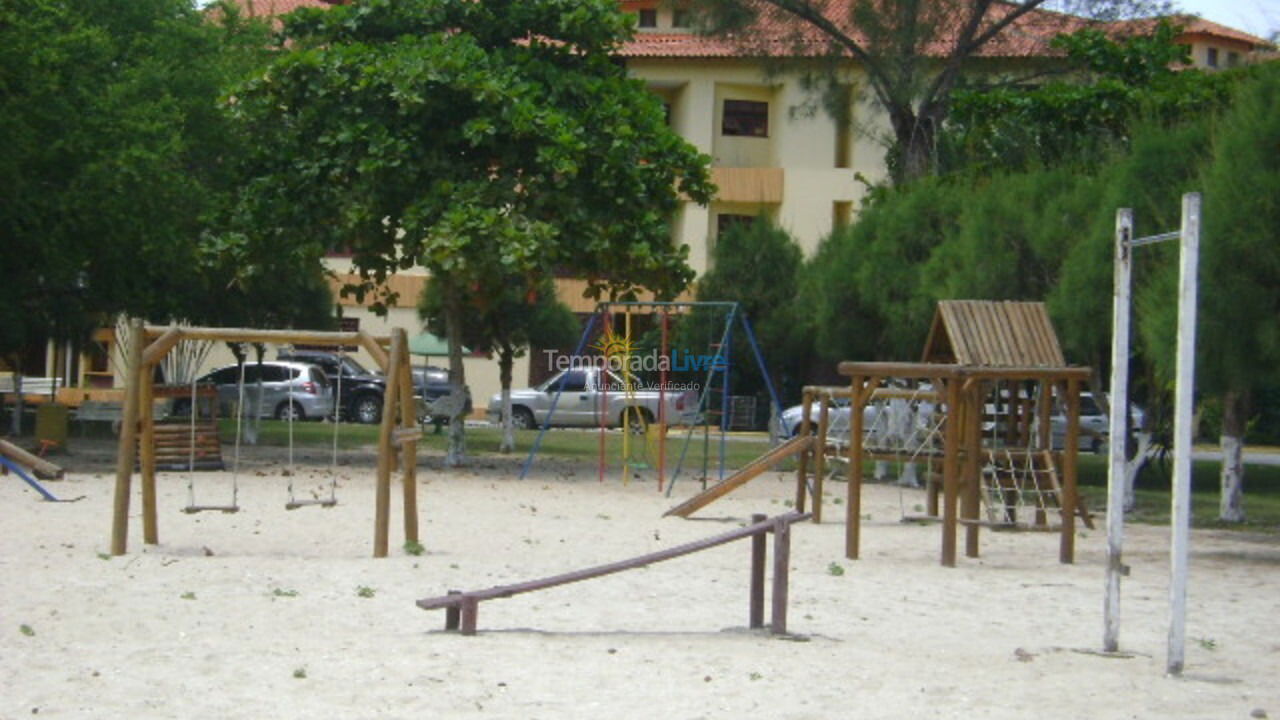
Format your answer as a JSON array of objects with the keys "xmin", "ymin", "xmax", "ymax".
[
  {"xmin": 110, "ymin": 321, "xmax": 421, "ymax": 558},
  {"xmin": 810, "ymin": 300, "xmax": 1089, "ymax": 567},
  {"xmin": 417, "ymin": 511, "xmax": 809, "ymax": 635}
]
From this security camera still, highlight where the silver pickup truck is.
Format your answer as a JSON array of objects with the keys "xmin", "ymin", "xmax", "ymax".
[{"xmin": 486, "ymin": 367, "xmax": 699, "ymax": 430}]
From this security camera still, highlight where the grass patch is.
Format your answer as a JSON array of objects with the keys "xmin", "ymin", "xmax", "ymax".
[{"xmin": 1075, "ymin": 455, "xmax": 1280, "ymax": 533}]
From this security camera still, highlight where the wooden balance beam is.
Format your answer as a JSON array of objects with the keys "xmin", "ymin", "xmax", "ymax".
[
  {"xmin": 417, "ymin": 511, "xmax": 811, "ymax": 636},
  {"xmin": 663, "ymin": 434, "xmax": 812, "ymax": 518}
]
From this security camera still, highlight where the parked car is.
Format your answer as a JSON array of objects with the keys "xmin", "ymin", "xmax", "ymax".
[
  {"xmin": 175, "ymin": 361, "xmax": 334, "ymax": 421},
  {"xmin": 487, "ymin": 367, "xmax": 698, "ymax": 430},
  {"xmin": 276, "ymin": 350, "xmax": 388, "ymax": 424},
  {"xmin": 1051, "ymin": 392, "xmax": 1145, "ymax": 453}
]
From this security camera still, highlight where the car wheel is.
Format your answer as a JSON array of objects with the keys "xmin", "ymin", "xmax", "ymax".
[
  {"xmin": 275, "ymin": 401, "xmax": 305, "ymax": 421},
  {"xmin": 509, "ymin": 407, "xmax": 535, "ymax": 430},
  {"xmin": 1090, "ymin": 436, "xmax": 1103, "ymax": 454},
  {"xmin": 622, "ymin": 407, "xmax": 652, "ymax": 433},
  {"xmin": 354, "ymin": 394, "xmax": 382, "ymax": 424}
]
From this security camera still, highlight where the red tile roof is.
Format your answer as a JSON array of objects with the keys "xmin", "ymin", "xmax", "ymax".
[
  {"xmin": 618, "ymin": 2, "xmax": 1273, "ymax": 59},
  {"xmin": 229, "ymin": 0, "xmax": 336, "ymax": 20}
]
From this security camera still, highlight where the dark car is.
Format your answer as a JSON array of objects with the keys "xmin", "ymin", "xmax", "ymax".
[
  {"xmin": 276, "ymin": 350, "xmax": 389, "ymax": 424},
  {"xmin": 413, "ymin": 365, "xmax": 472, "ymax": 423}
]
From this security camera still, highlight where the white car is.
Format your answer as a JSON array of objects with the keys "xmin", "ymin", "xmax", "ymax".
[{"xmin": 1051, "ymin": 392, "xmax": 1145, "ymax": 453}]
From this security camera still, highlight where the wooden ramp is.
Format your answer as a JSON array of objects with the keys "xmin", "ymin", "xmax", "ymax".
[{"xmin": 664, "ymin": 434, "xmax": 812, "ymax": 518}]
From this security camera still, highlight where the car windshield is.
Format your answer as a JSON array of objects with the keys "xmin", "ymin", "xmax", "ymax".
[{"xmin": 340, "ymin": 356, "xmax": 369, "ymax": 376}]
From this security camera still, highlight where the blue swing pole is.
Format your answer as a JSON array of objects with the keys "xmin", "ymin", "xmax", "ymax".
[
  {"xmin": 519, "ymin": 310, "xmax": 601, "ymax": 481},
  {"xmin": 0, "ymin": 456, "xmax": 60, "ymax": 501},
  {"xmin": 739, "ymin": 311, "xmax": 782, "ymax": 431}
]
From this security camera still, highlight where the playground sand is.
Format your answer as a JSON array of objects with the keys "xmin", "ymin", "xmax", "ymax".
[{"xmin": 2, "ymin": 449, "xmax": 1279, "ymax": 719}]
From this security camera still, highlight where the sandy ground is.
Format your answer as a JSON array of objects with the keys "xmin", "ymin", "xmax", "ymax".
[{"xmin": 2, "ymin": 440, "xmax": 1279, "ymax": 719}]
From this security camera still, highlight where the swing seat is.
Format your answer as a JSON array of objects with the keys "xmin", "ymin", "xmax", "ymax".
[
  {"xmin": 285, "ymin": 498, "xmax": 337, "ymax": 510},
  {"xmin": 182, "ymin": 504, "xmax": 240, "ymax": 514}
]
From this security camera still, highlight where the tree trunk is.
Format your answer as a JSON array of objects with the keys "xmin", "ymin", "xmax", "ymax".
[
  {"xmin": 498, "ymin": 345, "xmax": 515, "ymax": 454},
  {"xmin": 1218, "ymin": 389, "xmax": 1247, "ymax": 523},
  {"xmin": 9, "ymin": 360, "xmax": 23, "ymax": 436},
  {"xmin": 443, "ymin": 284, "xmax": 468, "ymax": 468},
  {"xmin": 889, "ymin": 105, "xmax": 938, "ymax": 184}
]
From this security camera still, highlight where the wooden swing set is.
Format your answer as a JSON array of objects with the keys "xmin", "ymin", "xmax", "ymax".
[{"xmin": 109, "ymin": 321, "xmax": 421, "ymax": 558}]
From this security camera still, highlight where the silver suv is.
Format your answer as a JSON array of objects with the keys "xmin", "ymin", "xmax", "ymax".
[{"xmin": 191, "ymin": 361, "xmax": 335, "ymax": 421}]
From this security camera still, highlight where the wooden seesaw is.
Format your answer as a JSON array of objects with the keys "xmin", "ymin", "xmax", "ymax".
[{"xmin": 417, "ymin": 511, "xmax": 810, "ymax": 636}]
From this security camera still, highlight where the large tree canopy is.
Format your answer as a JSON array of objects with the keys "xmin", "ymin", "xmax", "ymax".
[
  {"xmin": 228, "ymin": 0, "xmax": 714, "ymax": 463},
  {"xmin": 229, "ymin": 0, "xmax": 713, "ymax": 305},
  {"xmin": 0, "ymin": 0, "xmax": 272, "ymax": 361}
]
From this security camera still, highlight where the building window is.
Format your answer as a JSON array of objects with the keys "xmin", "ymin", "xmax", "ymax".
[
  {"xmin": 833, "ymin": 202, "xmax": 852, "ymax": 232},
  {"xmin": 1206, "ymin": 47, "xmax": 1219, "ymax": 67},
  {"xmin": 716, "ymin": 213, "xmax": 756, "ymax": 236},
  {"xmin": 721, "ymin": 99, "xmax": 768, "ymax": 138},
  {"xmin": 1227, "ymin": 51, "xmax": 1240, "ymax": 67},
  {"xmin": 673, "ymin": 9, "xmax": 690, "ymax": 28},
  {"xmin": 637, "ymin": 9, "xmax": 657, "ymax": 28}
]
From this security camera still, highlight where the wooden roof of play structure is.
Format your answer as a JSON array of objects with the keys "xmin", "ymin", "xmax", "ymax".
[{"xmin": 921, "ymin": 301, "xmax": 1066, "ymax": 368}]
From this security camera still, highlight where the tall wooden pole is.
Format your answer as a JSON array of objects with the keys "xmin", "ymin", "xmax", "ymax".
[
  {"xmin": 1167, "ymin": 192, "xmax": 1201, "ymax": 675},
  {"xmin": 1061, "ymin": 378, "xmax": 1080, "ymax": 564},
  {"xmin": 1104, "ymin": 207, "xmax": 1134, "ymax": 652},
  {"xmin": 396, "ymin": 338, "xmax": 420, "ymax": 547},
  {"xmin": 373, "ymin": 329, "xmax": 405, "ymax": 558},
  {"xmin": 963, "ymin": 382, "xmax": 982, "ymax": 558},
  {"xmin": 941, "ymin": 377, "xmax": 961, "ymax": 567},
  {"xmin": 110, "ymin": 319, "xmax": 146, "ymax": 556},
  {"xmin": 139, "ymin": 362, "xmax": 159, "ymax": 545},
  {"xmin": 812, "ymin": 392, "xmax": 830, "ymax": 524},
  {"xmin": 845, "ymin": 378, "xmax": 865, "ymax": 559},
  {"xmin": 794, "ymin": 389, "xmax": 813, "ymax": 512}
]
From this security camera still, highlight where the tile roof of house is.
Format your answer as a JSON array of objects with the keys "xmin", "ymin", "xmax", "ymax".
[
  {"xmin": 230, "ymin": 0, "xmax": 335, "ymax": 18},
  {"xmin": 618, "ymin": 2, "xmax": 1273, "ymax": 60},
  {"xmin": 619, "ymin": 1, "xmax": 1092, "ymax": 59}
]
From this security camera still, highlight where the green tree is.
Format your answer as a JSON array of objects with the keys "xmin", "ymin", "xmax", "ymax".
[
  {"xmin": 1190, "ymin": 63, "xmax": 1280, "ymax": 521},
  {"xmin": 685, "ymin": 0, "xmax": 1170, "ymax": 183},
  {"xmin": 0, "ymin": 0, "xmax": 272, "ymax": 362},
  {"xmin": 675, "ymin": 219, "xmax": 805, "ymax": 415},
  {"xmin": 419, "ymin": 275, "xmax": 578, "ymax": 452},
  {"xmin": 227, "ymin": 0, "xmax": 714, "ymax": 465},
  {"xmin": 945, "ymin": 21, "xmax": 1237, "ymax": 173}
]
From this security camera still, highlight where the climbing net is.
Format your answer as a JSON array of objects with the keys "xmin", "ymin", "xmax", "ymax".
[{"xmin": 976, "ymin": 382, "xmax": 1065, "ymax": 529}]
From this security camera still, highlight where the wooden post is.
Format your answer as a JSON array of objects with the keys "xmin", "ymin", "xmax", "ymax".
[
  {"xmin": 749, "ymin": 513, "xmax": 766, "ymax": 629},
  {"xmin": 110, "ymin": 319, "xmax": 146, "ymax": 556},
  {"xmin": 941, "ymin": 377, "xmax": 961, "ymax": 567},
  {"xmin": 139, "ymin": 363, "xmax": 159, "ymax": 545},
  {"xmin": 373, "ymin": 329, "xmax": 405, "ymax": 558},
  {"xmin": 794, "ymin": 389, "xmax": 813, "ymax": 512},
  {"xmin": 813, "ymin": 392, "xmax": 830, "ymax": 523},
  {"xmin": 1104, "ymin": 209, "xmax": 1134, "ymax": 653},
  {"xmin": 445, "ymin": 590, "xmax": 462, "ymax": 631},
  {"xmin": 846, "ymin": 376, "xmax": 865, "ymax": 559},
  {"xmin": 1061, "ymin": 379, "xmax": 1080, "ymax": 564},
  {"xmin": 396, "ymin": 340, "xmax": 420, "ymax": 547},
  {"xmin": 460, "ymin": 596, "xmax": 479, "ymax": 636},
  {"xmin": 1167, "ymin": 192, "xmax": 1201, "ymax": 676},
  {"xmin": 963, "ymin": 382, "xmax": 982, "ymax": 558},
  {"xmin": 770, "ymin": 517, "xmax": 791, "ymax": 635}
]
